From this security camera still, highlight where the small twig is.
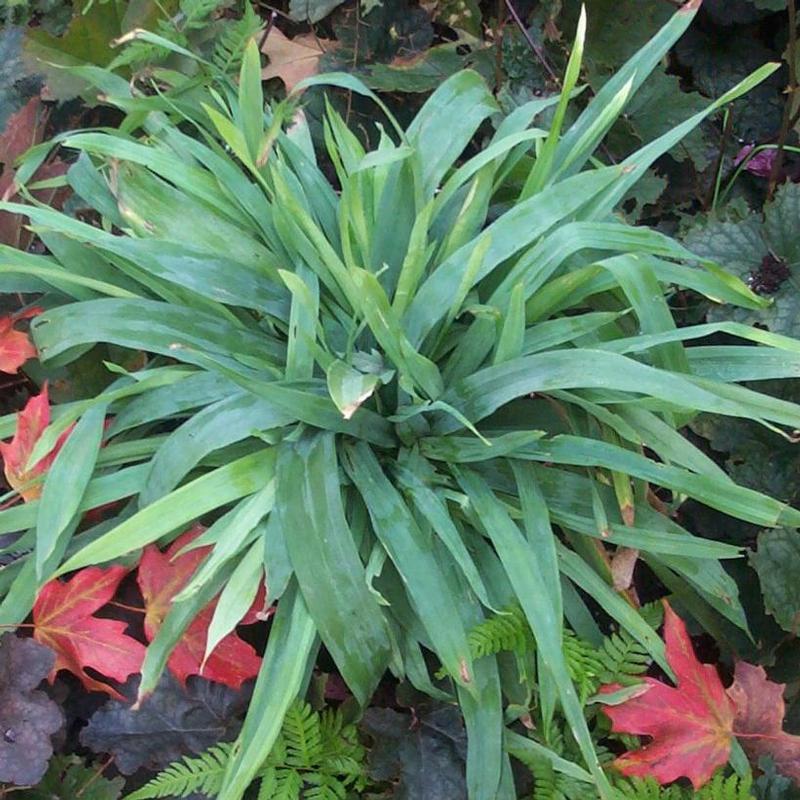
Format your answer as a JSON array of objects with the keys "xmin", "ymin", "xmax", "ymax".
[
  {"xmin": 345, "ymin": 2, "xmax": 361, "ymax": 126},
  {"xmin": 257, "ymin": 9, "xmax": 277, "ymax": 52},
  {"xmin": 504, "ymin": 0, "xmax": 559, "ymax": 85},
  {"xmin": 767, "ymin": 0, "xmax": 798, "ymax": 199},
  {"xmin": 254, "ymin": 1, "xmax": 292, "ymax": 21},
  {"xmin": 76, "ymin": 756, "xmax": 115, "ymax": 798},
  {"xmin": 494, "ymin": 0, "xmax": 505, "ymax": 90},
  {"xmin": 705, "ymin": 106, "xmax": 734, "ymax": 211}
]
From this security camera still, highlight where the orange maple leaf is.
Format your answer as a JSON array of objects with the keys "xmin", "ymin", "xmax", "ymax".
[
  {"xmin": 137, "ymin": 527, "xmax": 263, "ymax": 690},
  {"xmin": 601, "ymin": 600, "xmax": 735, "ymax": 789},
  {"xmin": 33, "ymin": 566, "xmax": 146, "ymax": 699},
  {"xmin": 0, "ymin": 307, "xmax": 42, "ymax": 374},
  {"xmin": 0, "ymin": 385, "xmax": 71, "ymax": 501}
]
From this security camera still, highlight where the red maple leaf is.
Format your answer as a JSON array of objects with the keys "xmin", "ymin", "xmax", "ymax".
[
  {"xmin": 136, "ymin": 527, "xmax": 263, "ymax": 689},
  {"xmin": 601, "ymin": 600, "xmax": 735, "ymax": 789},
  {"xmin": 727, "ymin": 662, "xmax": 800, "ymax": 785},
  {"xmin": 33, "ymin": 566, "xmax": 146, "ymax": 699},
  {"xmin": 0, "ymin": 307, "xmax": 42, "ymax": 374},
  {"xmin": 0, "ymin": 385, "xmax": 71, "ymax": 502}
]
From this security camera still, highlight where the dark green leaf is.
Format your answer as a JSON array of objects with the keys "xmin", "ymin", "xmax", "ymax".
[{"xmin": 750, "ymin": 528, "xmax": 800, "ymax": 633}]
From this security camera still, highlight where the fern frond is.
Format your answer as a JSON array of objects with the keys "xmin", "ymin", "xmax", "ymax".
[
  {"xmin": 319, "ymin": 706, "xmax": 345, "ymax": 743},
  {"xmin": 125, "ymin": 743, "xmax": 234, "ymax": 799},
  {"xmin": 563, "ymin": 630, "xmax": 603, "ymax": 702},
  {"xmin": 258, "ymin": 768, "xmax": 278, "ymax": 800},
  {"xmin": 283, "ymin": 701, "xmax": 323, "ymax": 768},
  {"xmin": 530, "ymin": 757, "xmax": 560, "ymax": 800},
  {"xmin": 614, "ymin": 775, "xmax": 684, "ymax": 799},
  {"xmin": 697, "ymin": 771, "xmax": 753, "ymax": 799},
  {"xmin": 305, "ymin": 773, "xmax": 348, "ymax": 800},
  {"xmin": 469, "ymin": 606, "xmax": 533, "ymax": 658},
  {"xmin": 596, "ymin": 629, "xmax": 652, "ymax": 685},
  {"xmin": 272, "ymin": 767, "xmax": 303, "ymax": 800},
  {"xmin": 613, "ymin": 770, "xmax": 754, "ymax": 799},
  {"xmin": 180, "ymin": 0, "xmax": 221, "ymax": 28},
  {"xmin": 467, "ymin": 604, "xmax": 659, "ymax": 702},
  {"xmin": 109, "ymin": 20, "xmax": 186, "ymax": 70},
  {"xmin": 326, "ymin": 754, "xmax": 364, "ymax": 783},
  {"xmin": 528, "ymin": 756, "xmax": 597, "ymax": 800},
  {"xmin": 639, "ymin": 601, "xmax": 665, "ymax": 631},
  {"xmin": 212, "ymin": 2, "xmax": 260, "ymax": 73}
]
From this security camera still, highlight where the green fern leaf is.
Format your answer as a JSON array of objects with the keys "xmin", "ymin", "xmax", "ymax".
[
  {"xmin": 468, "ymin": 606, "xmax": 533, "ymax": 658},
  {"xmin": 614, "ymin": 770, "xmax": 754, "ymax": 799},
  {"xmin": 530, "ymin": 757, "xmax": 560, "ymax": 800},
  {"xmin": 283, "ymin": 701, "xmax": 323, "ymax": 768},
  {"xmin": 179, "ymin": 0, "xmax": 221, "ymax": 28},
  {"xmin": 305, "ymin": 774, "xmax": 348, "ymax": 800},
  {"xmin": 697, "ymin": 771, "xmax": 753, "ymax": 799},
  {"xmin": 639, "ymin": 601, "xmax": 665, "ymax": 631},
  {"xmin": 563, "ymin": 630, "xmax": 604, "ymax": 702},
  {"xmin": 614, "ymin": 775, "xmax": 689, "ymax": 799},
  {"xmin": 596, "ymin": 629, "xmax": 652, "ymax": 685},
  {"xmin": 272, "ymin": 768, "xmax": 303, "ymax": 800},
  {"xmin": 257, "ymin": 768, "xmax": 278, "ymax": 800},
  {"xmin": 109, "ymin": 21, "xmax": 187, "ymax": 70},
  {"xmin": 212, "ymin": 3, "xmax": 261, "ymax": 73},
  {"xmin": 124, "ymin": 743, "xmax": 234, "ymax": 799}
]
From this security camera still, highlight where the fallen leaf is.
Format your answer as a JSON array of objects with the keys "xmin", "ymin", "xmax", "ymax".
[
  {"xmin": 727, "ymin": 662, "xmax": 800, "ymax": 785},
  {"xmin": 33, "ymin": 566, "xmax": 146, "ymax": 698},
  {"xmin": 0, "ymin": 96, "xmax": 46, "ymax": 168},
  {"xmin": 610, "ymin": 546, "xmax": 639, "ymax": 592},
  {"xmin": 0, "ymin": 97, "xmax": 67, "ymax": 249},
  {"xmin": 0, "ymin": 385, "xmax": 72, "ymax": 501},
  {"xmin": 261, "ymin": 27, "xmax": 335, "ymax": 93},
  {"xmin": 137, "ymin": 528, "xmax": 262, "ymax": 689},
  {"xmin": 80, "ymin": 673, "xmax": 249, "ymax": 774},
  {"xmin": 0, "ymin": 306, "xmax": 42, "ymax": 374},
  {"xmin": 0, "ymin": 634, "xmax": 64, "ymax": 786},
  {"xmin": 601, "ymin": 600, "xmax": 735, "ymax": 789}
]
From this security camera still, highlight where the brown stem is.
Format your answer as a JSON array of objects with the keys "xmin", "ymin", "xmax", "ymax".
[
  {"xmin": 107, "ymin": 601, "xmax": 145, "ymax": 614},
  {"xmin": 504, "ymin": 0, "xmax": 560, "ymax": 85},
  {"xmin": 767, "ymin": 0, "xmax": 798, "ymax": 200},
  {"xmin": 76, "ymin": 756, "xmax": 115, "ymax": 798},
  {"xmin": 494, "ymin": 0, "xmax": 505, "ymax": 90},
  {"xmin": 704, "ymin": 106, "xmax": 734, "ymax": 210},
  {"xmin": 257, "ymin": 8, "xmax": 277, "ymax": 52}
]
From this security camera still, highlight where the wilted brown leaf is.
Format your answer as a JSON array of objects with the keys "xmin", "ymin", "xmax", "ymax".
[{"xmin": 261, "ymin": 28, "xmax": 336, "ymax": 93}]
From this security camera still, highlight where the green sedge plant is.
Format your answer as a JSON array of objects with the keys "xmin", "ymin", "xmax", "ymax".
[{"xmin": 1, "ymin": 4, "xmax": 799, "ymax": 798}]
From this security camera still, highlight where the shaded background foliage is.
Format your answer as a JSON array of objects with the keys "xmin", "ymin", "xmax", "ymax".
[{"xmin": 2, "ymin": 0, "xmax": 800, "ymax": 797}]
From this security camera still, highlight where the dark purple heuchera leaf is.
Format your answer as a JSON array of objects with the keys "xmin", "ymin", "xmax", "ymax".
[
  {"xmin": 0, "ymin": 633, "xmax": 64, "ymax": 785},
  {"xmin": 80, "ymin": 673, "xmax": 250, "ymax": 774},
  {"xmin": 361, "ymin": 702, "xmax": 468, "ymax": 799}
]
